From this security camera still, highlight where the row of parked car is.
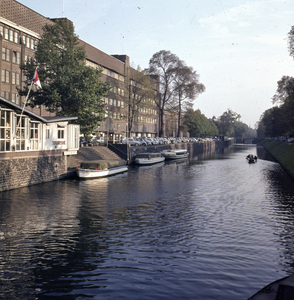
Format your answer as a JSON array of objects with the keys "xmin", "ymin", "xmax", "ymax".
[{"xmin": 120, "ymin": 137, "xmax": 220, "ymax": 146}]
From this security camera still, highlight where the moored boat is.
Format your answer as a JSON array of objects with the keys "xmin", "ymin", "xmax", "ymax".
[
  {"xmin": 76, "ymin": 159, "xmax": 128, "ymax": 179},
  {"xmin": 135, "ymin": 153, "xmax": 165, "ymax": 165},
  {"xmin": 161, "ymin": 149, "xmax": 189, "ymax": 160}
]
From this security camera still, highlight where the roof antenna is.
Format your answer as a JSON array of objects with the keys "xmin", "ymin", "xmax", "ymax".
[{"xmin": 122, "ymin": 36, "xmax": 124, "ymax": 54}]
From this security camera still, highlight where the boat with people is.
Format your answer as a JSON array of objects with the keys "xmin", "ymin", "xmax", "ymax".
[
  {"xmin": 161, "ymin": 149, "xmax": 189, "ymax": 160},
  {"xmin": 135, "ymin": 153, "xmax": 165, "ymax": 165},
  {"xmin": 76, "ymin": 159, "xmax": 128, "ymax": 179},
  {"xmin": 246, "ymin": 154, "xmax": 257, "ymax": 163}
]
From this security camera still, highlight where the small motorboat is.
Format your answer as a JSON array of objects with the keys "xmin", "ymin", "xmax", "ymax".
[
  {"xmin": 161, "ymin": 149, "xmax": 189, "ymax": 160},
  {"xmin": 135, "ymin": 153, "xmax": 165, "ymax": 165},
  {"xmin": 246, "ymin": 154, "xmax": 257, "ymax": 163},
  {"xmin": 76, "ymin": 159, "xmax": 128, "ymax": 179}
]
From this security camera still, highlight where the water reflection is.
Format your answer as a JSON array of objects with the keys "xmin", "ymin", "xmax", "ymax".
[{"xmin": 0, "ymin": 145, "xmax": 294, "ymax": 299}]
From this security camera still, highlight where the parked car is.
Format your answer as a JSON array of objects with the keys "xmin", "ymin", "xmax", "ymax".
[
  {"xmin": 121, "ymin": 138, "xmax": 140, "ymax": 146},
  {"xmin": 135, "ymin": 138, "xmax": 147, "ymax": 146}
]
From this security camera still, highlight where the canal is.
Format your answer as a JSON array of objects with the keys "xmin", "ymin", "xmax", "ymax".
[{"xmin": 1, "ymin": 144, "xmax": 294, "ymax": 299}]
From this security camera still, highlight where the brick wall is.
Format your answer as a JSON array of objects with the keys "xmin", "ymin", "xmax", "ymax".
[{"xmin": 0, "ymin": 154, "xmax": 68, "ymax": 192}]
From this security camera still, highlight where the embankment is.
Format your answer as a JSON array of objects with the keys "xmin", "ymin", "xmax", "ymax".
[{"xmin": 260, "ymin": 140, "xmax": 294, "ymax": 179}]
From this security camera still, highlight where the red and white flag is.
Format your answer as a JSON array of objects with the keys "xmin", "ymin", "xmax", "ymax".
[{"xmin": 32, "ymin": 69, "xmax": 42, "ymax": 89}]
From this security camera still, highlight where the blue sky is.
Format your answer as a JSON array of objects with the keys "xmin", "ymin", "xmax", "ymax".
[{"xmin": 18, "ymin": 0, "xmax": 294, "ymax": 127}]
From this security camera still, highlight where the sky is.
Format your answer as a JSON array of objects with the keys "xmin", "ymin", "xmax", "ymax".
[{"xmin": 17, "ymin": 0, "xmax": 294, "ymax": 127}]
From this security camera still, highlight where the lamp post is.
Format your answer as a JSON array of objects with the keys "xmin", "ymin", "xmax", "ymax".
[{"xmin": 126, "ymin": 122, "xmax": 129, "ymax": 164}]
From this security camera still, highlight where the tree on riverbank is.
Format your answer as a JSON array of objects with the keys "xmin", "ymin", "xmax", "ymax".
[
  {"xmin": 182, "ymin": 109, "xmax": 218, "ymax": 136},
  {"xmin": 256, "ymin": 25, "xmax": 294, "ymax": 138},
  {"xmin": 147, "ymin": 50, "xmax": 205, "ymax": 137},
  {"xmin": 18, "ymin": 19, "xmax": 109, "ymax": 136}
]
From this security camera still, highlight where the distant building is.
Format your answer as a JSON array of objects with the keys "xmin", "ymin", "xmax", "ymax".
[{"xmin": 0, "ymin": 0, "xmax": 160, "ymax": 144}]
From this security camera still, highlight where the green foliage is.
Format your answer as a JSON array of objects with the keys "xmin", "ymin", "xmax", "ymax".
[
  {"xmin": 217, "ymin": 109, "xmax": 241, "ymax": 136},
  {"xmin": 18, "ymin": 19, "xmax": 109, "ymax": 135},
  {"xmin": 183, "ymin": 108, "xmax": 218, "ymax": 136},
  {"xmin": 261, "ymin": 140, "xmax": 294, "ymax": 178}
]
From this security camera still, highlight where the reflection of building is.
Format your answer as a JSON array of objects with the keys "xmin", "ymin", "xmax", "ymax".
[{"xmin": 0, "ymin": 0, "xmax": 160, "ymax": 144}]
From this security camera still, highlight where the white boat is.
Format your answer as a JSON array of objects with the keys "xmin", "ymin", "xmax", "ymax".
[
  {"xmin": 76, "ymin": 159, "xmax": 128, "ymax": 179},
  {"xmin": 161, "ymin": 149, "xmax": 189, "ymax": 160},
  {"xmin": 135, "ymin": 153, "xmax": 165, "ymax": 165}
]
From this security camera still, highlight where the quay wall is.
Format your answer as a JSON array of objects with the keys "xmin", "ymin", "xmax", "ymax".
[
  {"xmin": 0, "ymin": 151, "xmax": 72, "ymax": 192},
  {"xmin": 110, "ymin": 140, "xmax": 234, "ymax": 164},
  {"xmin": 260, "ymin": 140, "xmax": 294, "ymax": 180}
]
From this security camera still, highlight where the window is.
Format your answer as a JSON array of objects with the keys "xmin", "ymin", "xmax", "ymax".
[
  {"xmin": 113, "ymin": 99, "xmax": 117, "ymax": 106},
  {"xmin": 6, "ymin": 49, "xmax": 10, "ymax": 62},
  {"xmin": 109, "ymin": 98, "xmax": 113, "ymax": 105},
  {"xmin": 58, "ymin": 129, "xmax": 64, "ymax": 139},
  {"xmin": 12, "ymin": 51, "xmax": 16, "ymax": 63},
  {"xmin": 26, "ymin": 37, "xmax": 30, "ymax": 48},
  {"xmin": 9, "ymin": 30, "xmax": 13, "ymax": 42},
  {"xmin": 16, "ymin": 73, "xmax": 20, "ymax": 85},
  {"xmin": 31, "ymin": 40, "xmax": 34, "ymax": 50},
  {"xmin": 2, "ymin": 70, "xmax": 5, "ymax": 82},
  {"xmin": 16, "ymin": 52, "xmax": 21, "ymax": 64},
  {"xmin": 22, "ymin": 35, "xmax": 26, "ymax": 45},
  {"xmin": 121, "ymin": 101, "xmax": 124, "ymax": 108},
  {"xmin": 5, "ymin": 71, "xmax": 10, "ymax": 83},
  {"xmin": 11, "ymin": 94, "xmax": 16, "ymax": 103},
  {"xmin": 4, "ymin": 28, "xmax": 8, "ymax": 40},
  {"xmin": 16, "ymin": 94, "xmax": 20, "ymax": 105},
  {"xmin": 46, "ymin": 128, "xmax": 50, "ymax": 139},
  {"xmin": 2, "ymin": 48, "xmax": 5, "ymax": 60},
  {"xmin": 0, "ymin": 110, "xmax": 11, "ymax": 152},
  {"xmin": 15, "ymin": 116, "xmax": 26, "ymax": 151},
  {"xmin": 12, "ymin": 72, "xmax": 15, "ymax": 85},
  {"xmin": 0, "ymin": 26, "xmax": 3, "ymax": 37},
  {"xmin": 30, "ymin": 123, "xmax": 39, "ymax": 150},
  {"xmin": 14, "ymin": 32, "xmax": 18, "ymax": 43},
  {"xmin": 35, "ymin": 40, "xmax": 38, "ymax": 50}
]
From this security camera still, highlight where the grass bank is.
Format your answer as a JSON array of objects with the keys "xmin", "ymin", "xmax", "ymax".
[{"xmin": 260, "ymin": 139, "xmax": 294, "ymax": 179}]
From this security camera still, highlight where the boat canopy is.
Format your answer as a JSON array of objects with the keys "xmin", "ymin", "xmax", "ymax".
[
  {"xmin": 80, "ymin": 159, "xmax": 126, "ymax": 170},
  {"xmin": 136, "ymin": 153, "xmax": 162, "ymax": 159}
]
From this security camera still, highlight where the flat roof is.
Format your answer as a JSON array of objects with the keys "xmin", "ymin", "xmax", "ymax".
[{"xmin": 0, "ymin": 97, "xmax": 78, "ymax": 123}]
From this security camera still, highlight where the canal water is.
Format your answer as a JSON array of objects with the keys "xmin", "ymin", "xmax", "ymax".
[{"xmin": 1, "ymin": 145, "xmax": 294, "ymax": 299}]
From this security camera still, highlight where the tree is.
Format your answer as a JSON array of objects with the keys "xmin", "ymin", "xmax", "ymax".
[
  {"xmin": 182, "ymin": 108, "xmax": 218, "ymax": 137},
  {"xmin": 18, "ymin": 19, "xmax": 109, "ymax": 135},
  {"xmin": 217, "ymin": 109, "xmax": 241, "ymax": 136},
  {"xmin": 127, "ymin": 66, "xmax": 156, "ymax": 136},
  {"xmin": 170, "ymin": 60, "xmax": 205, "ymax": 137},
  {"xmin": 148, "ymin": 50, "xmax": 180, "ymax": 136}
]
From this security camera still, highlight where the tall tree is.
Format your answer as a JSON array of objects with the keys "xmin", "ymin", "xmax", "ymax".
[
  {"xmin": 182, "ymin": 108, "xmax": 218, "ymax": 137},
  {"xmin": 18, "ymin": 19, "xmax": 109, "ymax": 135},
  {"xmin": 148, "ymin": 50, "xmax": 180, "ymax": 136},
  {"xmin": 218, "ymin": 109, "xmax": 241, "ymax": 136},
  {"xmin": 170, "ymin": 60, "xmax": 205, "ymax": 137},
  {"xmin": 127, "ymin": 66, "xmax": 156, "ymax": 136}
]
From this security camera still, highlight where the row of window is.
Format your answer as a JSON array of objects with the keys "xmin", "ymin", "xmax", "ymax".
[
  {"xmin": 0, "ymin": 110, "xmax": 66, "ymax": 152},
  {"xmin": 2, "ymin": 47, "xmax": 21, "ymax": 64},
  {"xmin": 104, "ymin": 97, "xmax": 125, "ymax": 108},
  {"xmin": 110, "ymin": 86, "xmax": 125, "ymax": 96},
  {"xmin": 1, "ymin": 70, "xmax": 20, "ymax": 85},
  {"xmin": 0, "ymin": 25, "xmax": 38, "ymax": 49},
  {"xmin": 102, "ymin": 68, "xmax": 124, "ymax": 82},
  {"xmin": 1, "ymin": 92, "xmax": 20, "ymax": 105}
]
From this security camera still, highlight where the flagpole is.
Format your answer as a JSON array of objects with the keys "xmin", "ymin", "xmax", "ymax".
[{"xmin": 15, "ymin": 80, "xmax": 33, "ymax": 139}]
